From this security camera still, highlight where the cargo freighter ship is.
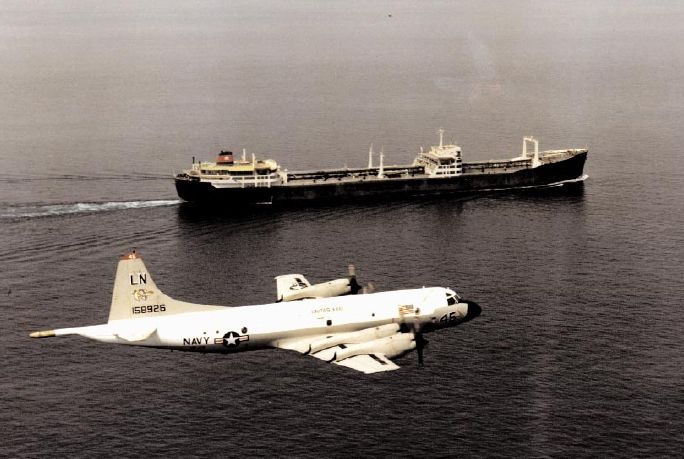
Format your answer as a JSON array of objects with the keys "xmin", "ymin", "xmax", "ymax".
[{"xmin": 174, "ymin": 130, "xmax": 587, "ymax": 206}]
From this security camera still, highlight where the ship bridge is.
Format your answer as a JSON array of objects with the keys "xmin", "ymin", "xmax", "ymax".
[{"xmin": 413, "ymin": 129, "xmax": 463, "ymax": 177}]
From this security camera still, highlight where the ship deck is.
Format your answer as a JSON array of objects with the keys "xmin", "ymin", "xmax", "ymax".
[
  {"xmin": 279, "ymin": 149, "xmax": 586, "ymax": 186},
  {"xmin": 284, "ymin": 165, "xmax": 425, "ymax": 185}
]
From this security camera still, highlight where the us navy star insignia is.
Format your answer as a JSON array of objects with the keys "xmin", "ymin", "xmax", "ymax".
[{"xmin": 217, "ymin": 331, "xmax": 249, "ymax": 348}]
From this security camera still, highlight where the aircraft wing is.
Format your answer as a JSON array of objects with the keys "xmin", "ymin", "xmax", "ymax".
[
  {"xmin": 275, "ymin": 324, "xmax": 413, "ymax": 374},
  {"xmin": 336, "ymin": 354, "xmax": 399, "ymax": 373},
  {"xmin": 312, "ymin": 345, "xmax": 400, "ymax": 373}
]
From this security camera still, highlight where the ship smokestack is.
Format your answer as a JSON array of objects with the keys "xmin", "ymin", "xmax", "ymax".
[{"xmin": 216, "ymin": 151, "xmax": 234, "ymax": 165}]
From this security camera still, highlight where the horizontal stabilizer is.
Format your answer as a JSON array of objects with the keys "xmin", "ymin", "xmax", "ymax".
[{"xmin": 114, "ymin": 326, "xmax": 157, "ymax": 342}]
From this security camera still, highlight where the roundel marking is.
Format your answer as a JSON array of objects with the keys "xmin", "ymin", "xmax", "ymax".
[{"xmin": 222, "ymin": 331, "xmax": 249, "ymax": 348}]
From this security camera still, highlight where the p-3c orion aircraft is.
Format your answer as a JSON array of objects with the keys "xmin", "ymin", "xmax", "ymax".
[{"xmin": 30, "ymin": 251, "xmax": 481, "ymax": 374}]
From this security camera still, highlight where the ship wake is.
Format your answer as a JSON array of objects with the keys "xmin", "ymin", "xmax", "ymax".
[
  {"xmin": 546, "ymin": 174, "xmax": 589, "ymax": 187},
  {"xmin": 478, "ymin": 174, "xmax": 589, "ymax": 193},
  {"xmin": 1, "ymin": 199, "xmax": 181, "ymax": 219}
]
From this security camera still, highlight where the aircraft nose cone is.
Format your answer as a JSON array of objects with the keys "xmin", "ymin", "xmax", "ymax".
[{"xmin": 463, "ymin": 300, "xmax": 482, "ymax": 322}]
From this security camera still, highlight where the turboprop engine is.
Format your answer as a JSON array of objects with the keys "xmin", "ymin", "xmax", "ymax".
[
  {"xmin": 307, "ymin": 323, "xmax": 400, "ymax": 354},
  {"xmin": 275, "ymin": 265, "xmax": 365, "ymax": 302}
]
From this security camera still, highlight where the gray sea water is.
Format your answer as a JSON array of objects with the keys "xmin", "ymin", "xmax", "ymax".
[{"xmin": 1, "ymin": 1, "xmax": 682, "ymax": 457}]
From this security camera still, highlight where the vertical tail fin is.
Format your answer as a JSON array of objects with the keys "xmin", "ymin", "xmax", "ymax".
[
  {"xmin": 108, "ymin": 251, "xmax": 227, "ymax": 322},
  {"xmin": 108, "ymin": 251, "xmax": 170, "ymax": 322}
]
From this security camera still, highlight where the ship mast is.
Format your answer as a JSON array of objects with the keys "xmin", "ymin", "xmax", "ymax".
[
  {"xmin": 378, "ymin": 147, "xmax": 385, "ymax": 178},
  {"xmin": 522, "ymin": 136, "xmax": 540, "ymax": 168}
]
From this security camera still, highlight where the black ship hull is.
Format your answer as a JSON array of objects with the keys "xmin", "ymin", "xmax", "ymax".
[{"xmin": 175, "ymin": 151, "xmax": 587, "ymax": 207}]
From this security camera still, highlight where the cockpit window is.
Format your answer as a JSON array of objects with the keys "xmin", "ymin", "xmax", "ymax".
[{"xmin": 446, "ymin": 288, "xmax": 460, "ymax": 305}]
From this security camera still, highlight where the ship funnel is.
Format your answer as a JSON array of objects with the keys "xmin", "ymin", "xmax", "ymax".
[{"xmin": 216, "ymin": 151, "xmax": 234, "ymax": 165}]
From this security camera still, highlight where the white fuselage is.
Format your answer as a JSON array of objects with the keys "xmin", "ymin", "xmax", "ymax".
[{"xmin": 60, "ymin": 287, "xmax": 466, "ymax": 353}]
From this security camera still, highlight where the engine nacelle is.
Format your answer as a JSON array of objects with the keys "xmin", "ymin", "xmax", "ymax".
[
  {"xmin": 332, "ymin": 332, "xmax": 416, "ymax": 362},
  {"xmin": 308, "ymin": 323, "xmax": 400, "ymax": 354},
  {"xmin": 276, "ymin": 275, "xmax": 355, "ymax": 302}
]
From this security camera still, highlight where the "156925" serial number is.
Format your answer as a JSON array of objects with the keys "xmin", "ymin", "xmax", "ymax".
[{"xmin": 132, "ymin": 304, "xmax": 166, "ymax": 314}]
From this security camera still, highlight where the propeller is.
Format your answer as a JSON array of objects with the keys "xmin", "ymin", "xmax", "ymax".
[
  {"xmin": 347, "ymin": 264, "xmax": 375, "ymax": 294},
  {"xmin": 401, "ymin": 320, "xmax": 428, "ymax": 365},
  {"xmin": 415, "ymin": 331, "xmax": 428, "ymax": 365}
]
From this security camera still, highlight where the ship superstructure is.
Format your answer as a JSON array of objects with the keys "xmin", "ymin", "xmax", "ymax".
[
  {"xmin": 181, "ymin": 150, "xmax": 281, "ymax": 189},
  {"xmin": 413, "ymin": 129, "xmax": 463, "ymax": 177}
]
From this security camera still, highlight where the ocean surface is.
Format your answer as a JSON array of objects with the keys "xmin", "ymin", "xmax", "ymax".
[{"xmin": 2, "ymin": 1, "xmax": 682, "ymax": 457}]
